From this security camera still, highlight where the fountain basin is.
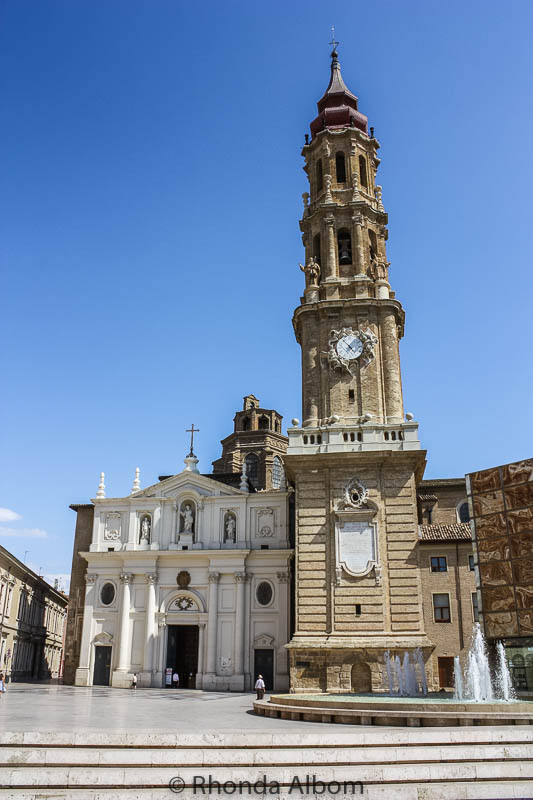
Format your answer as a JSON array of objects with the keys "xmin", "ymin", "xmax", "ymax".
[{"xmin": 254, "ymin": 693, "xmax": 533, "ymax": 727}]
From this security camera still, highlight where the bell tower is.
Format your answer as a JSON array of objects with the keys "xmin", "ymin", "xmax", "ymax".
[{"xmin": 285, "ymin": 46, "xmax": 432, "ymax": 693}]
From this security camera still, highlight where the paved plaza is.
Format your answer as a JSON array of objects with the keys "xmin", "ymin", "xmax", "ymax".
[{"xmin": 0, "ymin": 683, "xmax": 351, "ymax": 734}]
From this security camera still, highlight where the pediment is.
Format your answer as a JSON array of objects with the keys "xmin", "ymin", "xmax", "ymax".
[{"xmin": 138, "ymin": 470, "xmax": 243, "ymax": 499}]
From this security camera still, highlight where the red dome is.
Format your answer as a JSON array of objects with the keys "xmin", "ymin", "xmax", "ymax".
[{"xmin": 310, "ymin": 49, "xmax": 368, "ymax": 138}]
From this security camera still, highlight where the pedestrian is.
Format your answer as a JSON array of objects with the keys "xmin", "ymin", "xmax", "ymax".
[
  {"xmin": 131, "ymin": 673, "xmax": 137, "ymax": 690},
  {"xmin": 0, "ymin": 672, "xmax": 5, "ymax": 695},
  {"xmin": 255, "ymin": 674, "xmax": 265, "ymax": 700},
  {"xmin": 172, "ymin": 670, "xmax": 179, "ymax": 688}
]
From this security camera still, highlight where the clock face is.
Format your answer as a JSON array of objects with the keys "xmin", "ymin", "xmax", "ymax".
[{"xmin": 336, "ymin": 334, "xmax": 363, "ymax": 361}]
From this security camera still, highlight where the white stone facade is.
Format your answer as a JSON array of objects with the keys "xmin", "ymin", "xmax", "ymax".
[{"xmin": 75, "ymin": 465, "xmax": 291, "ymax": 691}]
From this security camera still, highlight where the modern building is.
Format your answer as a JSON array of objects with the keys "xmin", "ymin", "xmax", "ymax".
[
  {"xmin": 467, "ymin": 458, "xmax": 533, "ymax": 691},
  {"xmin": 64, "ymin": 398, "xmax": 292, "ymax": 691},
  {"xmin": 0, "ymin": 544, "xmax": 68, "ymax": 682}
]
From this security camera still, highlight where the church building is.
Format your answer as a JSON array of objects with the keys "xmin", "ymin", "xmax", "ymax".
[
  {"xmin": 64, "ymin": 398, "xmax": 291, "ymax": 691},
  {"xmin": 66, "ymin": 46, "xmax": 483, "ymax": 694}
]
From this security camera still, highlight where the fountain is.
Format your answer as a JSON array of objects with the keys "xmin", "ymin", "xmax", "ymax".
[
  {"xmin": 257, "ymin": 625, "xmax": 531, "ymax": 726},
  {"xmin": 384, "ymin": 648, "xmax": 427, "ymax": 697},
  {"xmin": 453, "ymin": 623, "xmax": 515, "ymax": 702}
]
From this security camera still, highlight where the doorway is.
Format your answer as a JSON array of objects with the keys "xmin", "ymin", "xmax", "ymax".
[
  {"xmin": 93, "ymin": 645, "xmax": 112, "ymax": 686},
  {"xmin": 351, "ymin": 662, "xmax": 372, "ymax": 693},
  {"xmin": 438, "ymin": 656, "xmax": 454, "ymax": 689},
  {"xmin": 254, "ymin": 649, "xmax": 274, "ymax": 691},
  {"xmin": 166, "ymin": 626, "xmax": 199, "ymax": 688}
]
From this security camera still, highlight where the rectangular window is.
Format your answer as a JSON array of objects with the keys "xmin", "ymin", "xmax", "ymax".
[
  {"xmin": 472, "ymin": 592, "xmax": 479, "ymax": 622},
  {"xmin": 355, "ymin": 604, "xmax": 361, "ymax": 616},
  {"xmin": 348, "ymin": 389, "xmax": 355, "ymax": 403},
  {"xmin": 469, "ymin": 555, "xmax": 475, "ymax": 571},
  {"xmin": 433, "ymin": 593, "xmax": 451, "ymax": 622},
  {"xmin": 430, "ymin": 556, "xmax": 447, "ymax": 573}
]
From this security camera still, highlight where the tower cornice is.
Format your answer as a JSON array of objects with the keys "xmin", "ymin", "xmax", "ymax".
[{"xmin": 292, "ymin": 297, "xmax": 405, "ymax": 341}]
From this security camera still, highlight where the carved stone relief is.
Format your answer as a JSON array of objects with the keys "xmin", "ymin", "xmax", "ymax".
[
  {"xmin": 326, "ymin": 326, "xmax": 378, "ymax": 376},
  {"xmin": 104, "ymin": 512, "xmax": 122, "ymax": 541},
  {"xmin": 256, "ymin": 507, "xmax": 275, "ymax": 538}
]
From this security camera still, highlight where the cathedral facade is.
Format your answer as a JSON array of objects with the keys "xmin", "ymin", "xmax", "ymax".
[
  {"xmin": 65, "ymin": 398, "xmax": 291, "ymax": 691},
  {"xmin": 66, "ymin": 48, "xmax": 482, "ymax": 694}
]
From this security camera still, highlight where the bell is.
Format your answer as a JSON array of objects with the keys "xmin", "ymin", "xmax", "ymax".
[{"xmin": 339, "ymin": 245, "xmax": 351, "ymax": 265}]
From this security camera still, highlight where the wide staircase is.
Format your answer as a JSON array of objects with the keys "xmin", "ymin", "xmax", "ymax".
[{"xmin": 1, "ymin": 728, "xmax": 533, "ymax": 799}]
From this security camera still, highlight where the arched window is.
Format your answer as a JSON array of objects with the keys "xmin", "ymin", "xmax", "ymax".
[
  {"xmin": 368, "ymin": 229, "xmax": 378, "ymax": 261},
  {"xmin": 337, "ymin": 228, "xmax": 352, "ymax": 265},
  {"xmin": 244, "ymin": 453, "xmax": 259, "ymax": 487},
  {"xmin": 458, "ymin": 501, "xmax": 470, "ymax": 523},
  {"xmin": 313, "ymin": 233, "xmax": 321, "ymax": 267},
  {"xmin": 272, "ymin": 456, "xmax": 284, "ymax": 489},
  {"xmin": 359, "ymin": 155, "xmax": 368, "ymax": 189},
  {"xmin": 335, "ymin": 152, "xmax": 346, "ymax": 183},
  {"xmin": 242, "ymin": 416, "xmax": 251, "ymax": 431},
  {"xmin": 258, "ymin": 415, "xmax": 269, "ymax": 430},
  {"xmin": 316, "ymin": 159, "xmax": 323, "ymax": 192}
]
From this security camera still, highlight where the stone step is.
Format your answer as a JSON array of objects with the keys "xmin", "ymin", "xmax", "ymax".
[
  {"xmin": 0, "ymin": 743, "xmax": 532, "ymax": 767},
  {"xmin": 1, "ymin": 729, "xmax": 533, "ymax": 799},
  {"xmin": 1, "ymin": 727, "xmax": 532, "ymax": 747},
  {"xmin": 2, "ymin": 760, "xmax": 533, "ymax": 787},
  {"xmin": 2, "ymin": 786, "xmax": 533, "ymax": 800}
]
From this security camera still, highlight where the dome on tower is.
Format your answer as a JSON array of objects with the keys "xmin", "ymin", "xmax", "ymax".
[{"xmin": 310, "ymin": 48, "xmax": 368, "ymax": 138}]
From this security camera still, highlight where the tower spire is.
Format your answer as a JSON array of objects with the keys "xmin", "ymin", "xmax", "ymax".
[{"xmin": 310, "ymin": 46, "xmax": 368, "ymax": 138}]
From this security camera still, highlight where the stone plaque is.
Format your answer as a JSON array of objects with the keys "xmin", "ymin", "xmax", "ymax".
[{"xmin": 338, "ymin": 520, "xmax": 376, "ymax": 575}]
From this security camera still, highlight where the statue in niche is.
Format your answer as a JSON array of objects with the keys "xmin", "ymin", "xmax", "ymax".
[
  {"xmin": 299, "ymin": 257, "xmax": 320, "ymax": 288},
  {"xmin": 224, "ymin": 513, "xmax": 236, "ymax": 543},
  {"xmin": 140, "ymin": 515, "xmax": 151, "ymax": 543},
  {"xmin": 180, "ymin": 503, "xmax": 195, "ymax": 534}
]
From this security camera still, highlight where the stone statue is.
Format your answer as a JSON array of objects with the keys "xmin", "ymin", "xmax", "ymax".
[
  {"xmin": 299, "ymin": 257, "xmax": 321, "ymax": 288},
  {"xmin": 225, "ymin": 515, "xmax": 236, "ymax": 542},
  {"xmin": 180, "ymin": 504, "xmax": 194, "ymax": 533},
  {"xmin": 140, "ymin": 516, "xmax": 151, "ymax": 542}
]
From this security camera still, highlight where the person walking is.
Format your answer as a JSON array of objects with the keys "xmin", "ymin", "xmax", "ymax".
[
  {"xmin": 131, "ymin": 673, "xmax": 137, "ymax": 690},
  {"xmin": 0, "ymin": 672, "xmax": 5, "ymax": 695},
  {"xmin": 172, "ymin": 670, "xmax": 179, "ymax": 688},
  {"xmin": 255, "ymin": 674, "xmax": 265, "ymax": 700}
]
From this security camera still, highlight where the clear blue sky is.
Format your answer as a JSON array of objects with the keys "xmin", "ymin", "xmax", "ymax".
[{"xmin": 2, "ymin": 0, "xmax": 532, "ymax": 587}]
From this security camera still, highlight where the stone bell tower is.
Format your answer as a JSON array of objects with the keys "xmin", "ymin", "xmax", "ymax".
[{"xmin": 284, "ymin": 45, "xmax": 432, "ymax": 693}]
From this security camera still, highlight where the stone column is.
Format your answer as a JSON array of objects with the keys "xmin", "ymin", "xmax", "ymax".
[
  {"xmin": 325, "ymin": 217, "xmax": 337, "ymax": 280},
  {"xmin": 116, "ymin": 573, "xmax": 133, "ymax": 671},
  {"xmin": 233, "ymin": 572, "xmax": 246, "ymax": 678},
  {"xmin": 205, "ymin": 572, "xmax": 220, "ymax": 676},
  {"xmin": 197, "ymin": 621, "xmax": 206, "ymax": 686},
  {"xmin": 243, "ymin": 575, "xmax": 252, "ymax": 688},
  {"xmin": 143, "ymin": 573, "xmax": 157, "ymax": 674},
  {"xmin": 381, "ymin": 311, "xmax": 404, "ymax": 423},
  {"xmin": 74, "ymin": 574, "xmax": 97, "ymax": 686},
  {"xmin": 276, "ymin": 571, "xmax": 290, "ymax": 682},
  {"xmin": 353, "ymin": 214, "xmax": 365, "ymax": 275}
]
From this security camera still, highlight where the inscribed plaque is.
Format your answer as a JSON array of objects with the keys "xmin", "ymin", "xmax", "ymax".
[{"xmin": 338, "ymin": 521, "xmax": 376, "ymax": 575}]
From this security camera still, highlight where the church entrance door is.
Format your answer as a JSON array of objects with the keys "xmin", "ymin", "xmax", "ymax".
[
  {"xmin": 93, "ymin": 645, "xmax": 112, "ymax": 686},
  {"xmin": 166, "ymin": 626, "xmax": 199, "ymax": 688},
  {"xmin": 254, "ymin": 649, "xmax": 274, "ymax": 691}
]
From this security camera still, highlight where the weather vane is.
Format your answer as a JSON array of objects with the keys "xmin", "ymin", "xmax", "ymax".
[
  {"xmin": 186, "ymin": 423, "xmax": 200, "ymax": 457},
  {"xmin": 329, "ymin": 25, "xmax": 339, "ymax": 52}
]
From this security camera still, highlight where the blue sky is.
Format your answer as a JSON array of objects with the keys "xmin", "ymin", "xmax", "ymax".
[{"xmin": 2, "ymin": 0, "xmax": 532, "ymax": 587}]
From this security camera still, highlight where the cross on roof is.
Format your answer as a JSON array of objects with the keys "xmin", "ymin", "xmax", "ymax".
[
  {"xmin": 329, "ymin": 25, "xmax": 339, "ymax": 52},
  {"xmin": 186, "ymin": 424, "xmax": 200, "ymax": 457}
]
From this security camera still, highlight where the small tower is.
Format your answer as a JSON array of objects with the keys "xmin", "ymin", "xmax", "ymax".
[{"xmin": 212, "ymin": 395, "xmax": 288, "ymax": 490}]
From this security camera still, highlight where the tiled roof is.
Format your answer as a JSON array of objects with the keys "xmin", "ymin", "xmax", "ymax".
[
  {"xmin": 419, "ymin": 523, "xmax": 472, "ymax": 541},
  {"xmin": 418, "ymin": 494, "xmax": 438, "ymax": 502}
]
